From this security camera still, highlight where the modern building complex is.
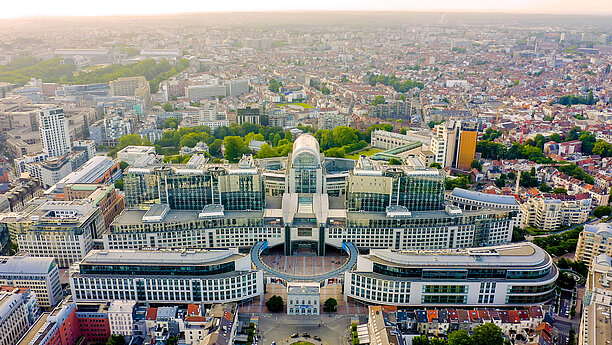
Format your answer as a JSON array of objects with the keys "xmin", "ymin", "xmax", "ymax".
[
  {"xmin": 69, "ymin": 248, "xmax": 263, "ymax": 304},
  {"xmin": 579, "ymin": 254, "xmax": 612, "ymax": 345},
  {"xmin": 236, "ymin": 106, "xmax": 267, "ymax": 126},
  {"xmin": 38, "ymin": 108, "xmax": 71, "ymax": 158},
  {"xmin": 0, "ymin": 255, "xmax": 62, "ymax": 309},
  {"xmin": 575, "ymin": 223, "xmax": 612, "ymax": 267},
  {"xmin": 111, "ymin": 135, "xmax": 516, "ymax": 255},
  {"xmin": 344, "ymin": 242, "xmax": 558, "ymax": 307}
]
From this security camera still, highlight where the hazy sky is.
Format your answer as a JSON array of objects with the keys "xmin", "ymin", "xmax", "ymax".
[{"xmin": 1, "ymin": 0, "xmax": 611, "ymax": 18}]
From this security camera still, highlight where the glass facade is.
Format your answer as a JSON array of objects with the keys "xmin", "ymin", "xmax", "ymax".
[
  {"xmin": 79, "ymin": 262, "xmax": 235, "ymax": 276},
  {"xmin": 293, "ymin": 151, "xmax": 318, "ymax": 193},
  {"xmin": 389, "ymin": 172, "xmax": 445, "ymax": 211},
  {"xmin": 163, "ymin": 174, "xmax": 216, "ymax": 210}
]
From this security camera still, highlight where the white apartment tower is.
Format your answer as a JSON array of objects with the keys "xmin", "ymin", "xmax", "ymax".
[
  {"xmin": 39, "ymin": 108, "xmax": 71, "ymax": 158},
  {"xmin": 430, "ymin": 120, "xmax": 458, "ymax": 168}
]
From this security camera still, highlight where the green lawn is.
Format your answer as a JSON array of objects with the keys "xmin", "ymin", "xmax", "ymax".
[
  {"xmin": 345, "ymin": 148, "xmax": 383, "ymax": 160},
  {"xmin": 277, "ymin": 102, "xmax": 314, "ymax": 109}
]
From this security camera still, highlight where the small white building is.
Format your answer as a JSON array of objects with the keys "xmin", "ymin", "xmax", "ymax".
[
  {"xmin": 117, "ymin": 146, "xmax": 156, "ymax": 166},
  {"xmin": 108, "ymin": 300, "xmax": 136, "ymax": 336},
  {"xmin": 286, "ymin": 282, "xmax": 320, "ymax": 315}
]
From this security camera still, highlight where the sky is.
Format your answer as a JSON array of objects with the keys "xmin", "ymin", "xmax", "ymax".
[{"xmin": 1, "ymin": 0, "xmax": 611, "ymax": 19}]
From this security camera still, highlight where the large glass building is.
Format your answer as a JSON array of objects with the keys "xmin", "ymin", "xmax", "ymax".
[
  {"xmin": 113, "ymin": 134, "xmax": 516, "ymax": 255},
  {"xmin": 344, "ymin": 242, "xmax": 558, "ymax": 306}
]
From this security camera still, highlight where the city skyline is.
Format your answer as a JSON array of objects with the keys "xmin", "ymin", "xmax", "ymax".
[{"xmin": 1, "ymin": 0, "xmax": 612, "ymax": 19}]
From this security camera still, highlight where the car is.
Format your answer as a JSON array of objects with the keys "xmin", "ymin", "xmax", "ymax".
[
  {"xmin": 302, "ymin": 333, "xmax": 310, "ymax": 338},
  {"xmin": 272, "ymin": 342, "xmax": 276, "ymax": 345},
  {"xmin": 314, "ymin": 336, "xmax": 321, "ymax": 341},
  {"xmin": 291, "ymin": 333, "xmax": 299, "ymax": 338}
]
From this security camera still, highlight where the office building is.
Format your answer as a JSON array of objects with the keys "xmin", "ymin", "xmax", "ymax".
[
  {"xmin": 520, "ymin": 197, "xmax": 590, "ymax": 231},
  {"xmin": 69, "ymin": 248, "xmax": 263, "ymax": 304},
  {"xmin": 576, "ymin": 223, "xmax": 612, "ymax": 267},
  {"xmin": 39, "ymin": 108, "xmax": 71, "ymax": 158},
  {"xmin": 224, "ymin": 79, "xmax": 249, "ymax": 97},
  {"xmin": 0, "ymin": 287, "xmax": 38, "ymax": 345},
  {"xmin": 74, "ymin": 303, "xmax": 110, "ymax": 344},
  {"xmin": 287, "ymin": 283, "xmax": 320, "ymax": 315},
  {"xmin": 62, "ymin": 184, "xmax": 126, "ymax": 229},
  {"xmin": 186, "ymin": 85, "xmax": 227, "ymax": 102},
  {"xmin": 109, "ymin": 136, "xmax": 515, "ymax": 256},
  {"xmin": 579, "ymin": 254, "xmax": 612, "ymax": 345},
  {"xmin": 18, "ymin": 297, "xmax": 80, "ymax": 345},
  {"xmin": 116, "ymin": 146, "xmax": 157, "ymax": 166},
  {"xmin": 50, "ymin": 156, "xmax": 122, "ymax": 193},
  {"xmin": 0, "ymin": 255, "xmax": 62, "ymax": 308},
  {"xmin": 455, "ymin": 122, "xmax": 478, "ymax": 170},
  {"xmin": 0, "ymin": 199, "xmax": 105, "ymax": 267},
  {"xmin": 236, "ymin": 106, "xmax": 267, "ymax": 126},
  {"xmin": 109, "ymin": 76, "xmax": 150, "ymax": 107},
  {"xmin": 344, "ymin": 242, "xmax": 558, "ymax": 306},
  {"xmin": 371, "ymin": 129, "xmax": 431, "ymax": 149}
]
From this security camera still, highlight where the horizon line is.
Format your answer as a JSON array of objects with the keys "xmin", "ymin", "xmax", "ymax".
[{"xmin": 2, "ymin": 9, "xmax": 612, "ymax": 21}]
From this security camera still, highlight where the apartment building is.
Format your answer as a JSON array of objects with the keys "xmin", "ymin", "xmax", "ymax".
[
  {"xmin": 579, "ymin": 254, "xmax": 612, "ymax": 345},
  {"xmin": 520, "ymin": 197, "xmax": 590, "ymax": 231},
  {"xmin": 575, "ymin": 223, "xmax": 612, "ymax": 267}
]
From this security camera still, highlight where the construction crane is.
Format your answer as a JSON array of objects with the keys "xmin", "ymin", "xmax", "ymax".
[
  {"xmin": 495, "ymin": 102, "xmax": 509, "ymax": 123},
  {"xmin": 514, "ymin": 162, "xmax": 572, "ymax": 196}
]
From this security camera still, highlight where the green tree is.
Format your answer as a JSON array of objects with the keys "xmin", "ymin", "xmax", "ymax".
[
  {"xmin": 430, "ymin": 162, "xmax": 442, "ymax": 169},
  {"xmin": 447, "ymin": 330, "xmax": 472, "ymax": 345},
  {"xmin": 223, "ymin": 136, "xmax": 249, "ymax": 162},
  {"xmin": 430, "ymin": 339, "xmax": 446, "ymax": 345},
  {"xmin": 472, "ymin": 323, "xmax": 503, "ymax": 345},
  {"xmin": 265, "ymin": 295, "xmax": 284, "ymax": 313},
  {"xmin": 552, "ymin": 187, "xmax": 567, "ymax": 194},
  {"xmin": 269, "ymin": 79, "xmax": 281, "ymax": 93},
  {"xmin": 412, "ymin": 336, "xmax": 430, "ymax": 345},
  {"xmin": 114, "ymin": 179, "xmax": 124, "ymax": 191},
  {"xmin": 332, "ymin": 126, "xmax": 358, "ymax": 147},
  {"xmin": 166, "ymin": 336, "xmax": 178, "ymax": 345},
  {"xmin": 470, "ymin": 159, "xmax": 482, "ymax": 172},
  {"xmin": 389, "ymin": 158, "xmax": 402, "ymax": 165},
  {"xmin": 163, "ymin": 118, "xmax": 178, "ymax": 129},
  {"xmin": 567, "ymin": 329, "xmax": 576, "ymax": 345},
  {"xmin": 594, "ymin": 205, "xmax": 612, "ymax": 218},
  {"xmin": 106, "ymin": 335, "xmax": 126, "ymax": 345},
  {"xmin": 324, "ymin": 298, "xmax": 338, "ymax": 312},
  {"xmin": 372, "ymin": 95, "xmax": 385, "ymax": 105},
  {"xmin": 593, "ymin": 140, "xmax": 612, "ymax": 157},
  {"xmin": 550, "ymin": 133, "xmax": 562, "ymax": 143},
  {"xmin": 163, "ymin": 103, "xmax": 174, "ymax": 112},
  {"xmin": 209, "ymin": 139, "xmax": 223, "ymax": 156}
]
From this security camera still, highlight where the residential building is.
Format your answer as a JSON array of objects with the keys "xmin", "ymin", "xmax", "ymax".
[
  {"xmin": 287, "ymin": 283, "xmax": 320, "ymax": 315},
  {"xmin": 0, "ymin": 254, "xmax": 62, "ymax": 308},
  {"xmin": 520, "ymin": 197, "xmax": 590, "ymax": 231},
  {"xmin": 576, "ymin": 223, "xmax": 612, "ymax": 267},
  {"xmin": 430, "ymin": 121, "xmax": 458, "ymax": 168},
  {"xmin": 108, "ymin": 300, "xmax": 136, "ymax": 337},
  {"xmin": 185, "ymin": 303, "xmax": 238, "ymax": 345},
  {"xmin": 578, "ymin": 254, "xmax": 612, "ymax": 345},
  {"xmin": 365, "ymin": 306, "xmax": 405, "ymax": 345},
  {"xmin": 69, "ymin": 248, "xmax": 264, "ymax": 304},
  {"xmin": 317, "ymin": 111, "xmax": 349, "ymax": 130},
  {"xmin": 74, "ymin": 303, "xmax": 110, "ymax": 344},
  {"xmin": 368, "ymin": 101, "xmax": 413, "ymax": 120},
  {"xmin": 39, "ymin": 108, "xmax": 71, "ymax": 158},
  {"xmin": 344, "ymin": 242, "xmax": 558, "ymax": 306}
]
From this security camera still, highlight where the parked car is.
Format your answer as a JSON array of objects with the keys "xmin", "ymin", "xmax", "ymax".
[
  {"xmin": 291, "ymin": 333, "xmax": 299, "ymax": 338},
  {"xmin": 302, "ymin": 333, "xmax": 310, "ymax": 338}
]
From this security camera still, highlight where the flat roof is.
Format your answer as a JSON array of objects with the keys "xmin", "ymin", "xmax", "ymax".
[
  {"xmin": 0, "ymin": 255, "xmax": 55, "ymax": 275},
  {"xmin": 18, "ymin": 313, "xmax": 49, "ymax": 345},
  {"xmin": 450, "ymin": 188, "xmax": 518, "ymax": 206},
  {"xmin": 80, "ymin": 249, "xmax": 244, "ymax": 266},
  {"xmin": 366, "ymin": 242, "xmax": 549, "ymax": 269}
]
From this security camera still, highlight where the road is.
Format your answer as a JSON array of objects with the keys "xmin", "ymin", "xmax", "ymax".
[{"xmin": 528, "ymin": 217, "xmax": 600, "ymax": 239}]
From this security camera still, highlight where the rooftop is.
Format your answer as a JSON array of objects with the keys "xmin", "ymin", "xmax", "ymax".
[{"xmin": 80, "ymin": 248, "xmax": 244, "ymax": 266}]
